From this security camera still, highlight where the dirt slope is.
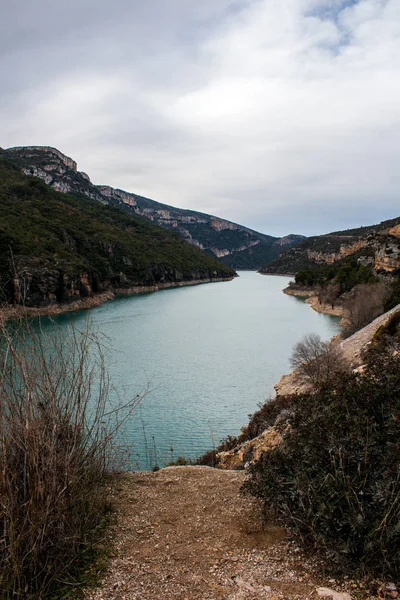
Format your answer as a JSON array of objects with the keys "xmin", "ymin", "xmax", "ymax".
[{"xmin": 84, "ymin": 467, "xmax": 361, "ymax": 600}]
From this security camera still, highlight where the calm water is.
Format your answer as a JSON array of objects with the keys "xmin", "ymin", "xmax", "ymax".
[{"xmin": 35, "ymin": 272, "xmax": 339, "ymax": 468}]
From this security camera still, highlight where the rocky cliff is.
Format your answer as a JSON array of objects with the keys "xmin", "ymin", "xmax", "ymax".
[
  {"xmin": 260, "ymin": 219, "xmax": 400, "ymax": 276},
  {"xmin": 0, "ymin": 155, "xmax": 235, "ymax": 308},
  {"xmin": 4, "ymin": 146, "xmax": 305, "ymax": 269}
]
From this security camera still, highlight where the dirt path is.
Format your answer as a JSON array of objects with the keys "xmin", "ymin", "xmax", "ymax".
[{"xmin": 85, "ymin": 466, "xmax": 359, "ymax": 600}]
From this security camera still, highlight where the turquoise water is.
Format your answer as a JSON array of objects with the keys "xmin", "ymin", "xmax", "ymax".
[{"xmin": 34, "ymin": 272, "xmax": 339, "ymax": 468}]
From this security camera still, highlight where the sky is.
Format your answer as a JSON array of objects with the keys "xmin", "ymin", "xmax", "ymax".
[{"xmin": 1, "ymin": 0, "xmax": 400, "ymax": 237}]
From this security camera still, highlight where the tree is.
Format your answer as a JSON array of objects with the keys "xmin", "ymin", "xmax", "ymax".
[
  {"xmin": 290, "ymin": 333, "xmax": 348, "ymax": 387},
  {"xmin": 319, "ymin": 282, "xmax": 340, "ymax": 309},
  {"xmin": 342, "ymin": 282, "xmax": 389, "ymax": 338}
]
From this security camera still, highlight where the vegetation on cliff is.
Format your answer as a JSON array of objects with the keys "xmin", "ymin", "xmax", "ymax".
[
  {"xmin": 259, "ymin": 217, "xmax": 400, "ymax": 277},
  {"xmin": 293, "ymin": 259, "xmax": 377, "ymax": 291},
  {"xmin": 4, "ymin": 146, "xmax": 305, "ymax": 270},
  {"xmin": 0, "ymin": 156, "xmax": 235, "ymax": 306},
  {"xmin": 243, "ymin": 329, "xmax": 400, "ymax": 579},
  {"xmin": 283, "ymin": 244, "xmax": 400, "ymax": 337}
]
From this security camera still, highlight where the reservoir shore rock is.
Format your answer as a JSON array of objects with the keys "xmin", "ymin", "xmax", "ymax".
[
  {"xmin": 0, "ymin": 276, "xmax": 235, "ymax": 323},
  {"xmin": 283, "ymin": 285, "xmax": 344, "ymax": 319}
]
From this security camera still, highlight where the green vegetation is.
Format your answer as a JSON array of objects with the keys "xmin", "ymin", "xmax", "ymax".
[
  {"xmin": 243, "ymin": 339, "xmax": 400, "ymax": 578},
  {"xmin": 294, "ymin": 260, "xmax": 377, "ymax": 292},
  {"xmin": 3, "ymin": 146, "xmax": 304, "ymax": 271},
  {"xmin": 0, "ymin": 155, "xmax": 235, "ymax": 306}
]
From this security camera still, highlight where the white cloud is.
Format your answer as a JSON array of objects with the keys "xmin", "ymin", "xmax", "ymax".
[{"xmin": 1, "ymin": 0, "xmax": 400, "ymax": 235}]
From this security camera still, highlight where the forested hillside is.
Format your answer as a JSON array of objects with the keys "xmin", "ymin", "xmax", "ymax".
[{"xmin": 0, "ymin": 155, "xmax": 235, "ymax": 307}]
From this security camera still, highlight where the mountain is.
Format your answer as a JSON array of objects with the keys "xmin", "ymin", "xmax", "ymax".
[
  {"xmin": 259, "ymin": 218, "xmax": 400, "ymax": 276},
  {"xmin": 3, "ymin": 146, "xmax": 305, "ymax": 269},
  {"xmin": 0, "ymin": 153, "xmax": 235, "ymax": 308}
]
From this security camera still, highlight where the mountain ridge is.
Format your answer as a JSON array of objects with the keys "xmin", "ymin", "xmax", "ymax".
[
  {"xmin": 3, "ymin": 145, "xmax": 305, "ymax": 269},
  {"xmin": 259, "ymin": 216, "xmax": 400, "ymax": 276},
  {"xmin": 0, "ymin": 152, "xmax": 235, "ymax": 309}
]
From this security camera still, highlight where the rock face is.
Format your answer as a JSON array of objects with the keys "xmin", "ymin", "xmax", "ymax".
[
  {"xmin": 0, "ymin": 154, "xmax": 237, "ymax": 309},
  {"xmin": 10, "ymin": 258, "xmax": 100, "ymax": 307},
  {"xmin": 4, "ymin": 146, "xmax": 305, "ymax": 270},
  {"xmin": 9, "ymin": 146, "xmax": 78, "ymax": 171},
  {"xmin": 260, "ymin": 220, "xmax": 400, "ymax": 276},
  {"xmin": 306, "ymin": 239, "xmax": 369, "ymax": 265},
  {"xmin": 217, "ymin": 427, "xmax": 283, "ymax": 470},
  {"xmin": 375, "ymin": 242, "xmax": 400, "ymax": 272}
]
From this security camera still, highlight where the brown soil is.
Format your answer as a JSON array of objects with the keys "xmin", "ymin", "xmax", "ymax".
[{"xmin": 84, "ymin": 467, "xmax": 362, "ymax": 600}]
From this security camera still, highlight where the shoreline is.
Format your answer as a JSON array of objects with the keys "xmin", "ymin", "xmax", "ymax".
[
  {"xmin": 0, "ymin": 276, "xmax": 235, "ymax": 323},
  {"xmin": 258, "ymin": 271, "xmax": 295, "ymax": 277},
  {"xmin": 283, "ymin": 286, "xmax": 344, "ymax": 319}
]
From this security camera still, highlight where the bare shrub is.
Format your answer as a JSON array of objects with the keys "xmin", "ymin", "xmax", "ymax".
[
  {"xmin": 290, "ymin": 333, "xmax": 348, "ymax": 387},
  {"xmin": 0, "ymin": 318, "xmax": 142, "ymax": 598},
  {"xmin": 318, "ymin": 282, "xmax": 340, "ymax": 309},
  {"xmin": 342, "ymin": 282, "xmax": 389, "ymax": 338}
]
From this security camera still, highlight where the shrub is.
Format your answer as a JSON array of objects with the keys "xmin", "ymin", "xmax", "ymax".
[
  {"xmin": 0, "ymin": 319, "xmax": 141, "ymax": 598},
  {"xmin": 384, "ymin": 274, "xmax": 400, "ymax": 312},
  {"xmin": 243, "ymin": 347, "xmax": 400, "ymax": 577},
  {"xmin": 342, "ymin": 282, "xmax": 389, "ymax": 338},
  {"xmin": 242, "ymin": 395, "xmax": 294, "ymax": 441},
  {"xmin": 196, "ymin": 398, "xmax": 295, "ymax": 468},
  {"xmin": 318, "ymin": 282, "xmax": 341, "ymax": 308},
  {"xmin": 290, "ymin": 333, "xmax": 348, "ymax": 387}
]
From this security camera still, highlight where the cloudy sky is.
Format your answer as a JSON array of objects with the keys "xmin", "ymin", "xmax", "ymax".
[{"xmin": 1, "ymin": 0, "xmax": 399, "ymax": 236}]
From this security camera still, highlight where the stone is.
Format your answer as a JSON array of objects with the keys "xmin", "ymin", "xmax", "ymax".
[
  {"xmin": 316, "ymin": 587, "xmax": 352, "ymax": 600},
  {"xmin": 378, "ymin": 582, "xmax": 399, "ymax": 598}
]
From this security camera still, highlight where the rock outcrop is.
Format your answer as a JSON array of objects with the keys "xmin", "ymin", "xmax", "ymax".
[
  {"xmin": 260, "ymin": 220, "xmax": 400, "ymax": 276},
  {"xmin": 0, "ymin": 155, "xmax": 236, "ymax": 309},
  {"xmin": 217, "ymin": 426, "xmax": 283, "ymax": 470},
  {"xmin": 8, "ymin": 146, "xmax": 78, "ymax": 171},
  {"xmin": 306, "ymin": 239, "xmax": 369, "ymax": 265},
  {"xmin": 4, "ymin": 146, "xmax": 305, "ymax": 270}
]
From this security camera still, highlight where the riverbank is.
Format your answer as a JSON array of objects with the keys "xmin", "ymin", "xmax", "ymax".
[
  {"xmin": 259, "ymin": 271, "xmax": 295, "ymax": 277},
  {"xmin": 283, "ymin": 285, "xmax": 344, "ymax": 319},
  {"xmin": 0, "ymin": 277, "xmax": 235, "ymax": 323}
]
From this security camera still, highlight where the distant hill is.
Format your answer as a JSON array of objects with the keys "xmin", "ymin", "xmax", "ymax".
[
  {"xmin": 259, "ymin": 218, "xmax": 400, "ymax": 276},
  {"xmin": 3, "ymin": 146, "xmax": 305, "ymax": 269},
  {"xmin": 0, "ymin": 153, "xmax": 235, "ymax": 308}
]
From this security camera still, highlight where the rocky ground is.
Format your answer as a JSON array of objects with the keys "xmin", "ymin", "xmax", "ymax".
[{"xmin": 84, "ymin": 466, "xmax": 377, "ymax": 600}]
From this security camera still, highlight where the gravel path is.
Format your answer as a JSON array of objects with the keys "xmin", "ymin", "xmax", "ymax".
[{"xmin": 84, "ymin": 466, "xmax": 364, "ymax": 600}]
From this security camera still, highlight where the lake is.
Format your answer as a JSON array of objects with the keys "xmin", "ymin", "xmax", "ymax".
[{"xmin": 35, "ymin": 271, "xmax": 339, "ymax": 469}]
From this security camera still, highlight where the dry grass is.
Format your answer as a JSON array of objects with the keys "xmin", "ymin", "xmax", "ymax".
[{"xmin": 0, "ymin": 318, "xmax": 142, "ymax": 599}]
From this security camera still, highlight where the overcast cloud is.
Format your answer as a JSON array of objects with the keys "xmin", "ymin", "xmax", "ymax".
[{"xmin": 1, "ymin": 0, "xmax": 399, "ymax": 236}]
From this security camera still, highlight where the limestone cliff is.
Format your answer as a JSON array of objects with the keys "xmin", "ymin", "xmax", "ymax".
[
  {"xmin": 260, "ymin": 219, "xmax": 400, "ymax": 276},
  {"xmin": 306, "ymin": 239, "xmax": 370, "ymax": 264},
  {"xmin": 0, "ymin": 155, "xmax": 235, "ymax": 309},
  {"xmin": 4, "ymin": 146, "xmax": 305, "ymax": 270}
]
